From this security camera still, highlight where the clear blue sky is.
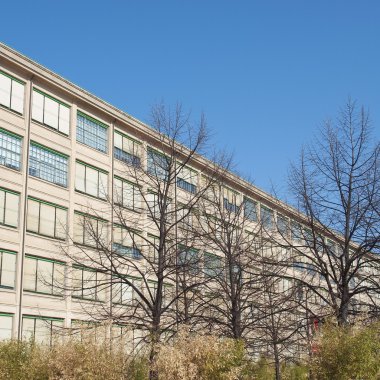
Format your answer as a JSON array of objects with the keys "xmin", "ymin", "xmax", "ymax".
[{"xmin": 1, "ymin": 1, "xmax": 380, "ymax": 196}]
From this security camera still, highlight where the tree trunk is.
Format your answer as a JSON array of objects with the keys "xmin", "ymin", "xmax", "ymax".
[{"xmin": 273, "ymin": 343, "xmax": 281, "ymax": 380}]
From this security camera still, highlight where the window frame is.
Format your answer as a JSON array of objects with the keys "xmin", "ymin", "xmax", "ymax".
[
  {"xmin": 75, "ymin": 160, "xmax": 108, "ymax": 200},
  {"xmin": 0, "ymin": 70, "xmax": 25, "ymax": 114},
  {"xmin": 114, "ymin": 130, "xmax": 141, "ymax": 166},
  {"xmin": 0, "ymin": 249, "xmax": 16, "ymax": 289},
  {"xmin": 0, "ymin": 187, "xmax": 20, "ymax": 228},
  {"xmin": 0, "ymin": 128, "xmax": 22, "ymax": 171}
]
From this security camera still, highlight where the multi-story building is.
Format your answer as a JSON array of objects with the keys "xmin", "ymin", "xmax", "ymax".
[{"xmin": 0, "ymin": 43, "xmax": 377, "ymax": 348}]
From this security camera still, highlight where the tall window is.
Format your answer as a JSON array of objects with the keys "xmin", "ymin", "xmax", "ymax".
[
  {"xmin": 178, "ymin": 246, "xmax": 200, "ymax": 274},
  {"xmin": 277, "ymin": 214, "xmax": 289, "ymax": 236},
  {"xmin": 147, "ymin": 148, "xmax": 170, "ymax": 181},
  {"xmin": 260, "ymin": 205, "xmax": 274, "ymax": 230},
  {"xmin": 112, "ymin": 276, "xmax": 141, "ymax": 305},
  {"xmin": 244, "ymin": 197, "xmax": 258, "ymax": 222},
  {"xmin": 75, "ymin": 161, "xmax": 108, "ymax": 199},
  {"xmin": 22, "ymin": 316, "xmax": 63, "ymax": 345},
  {"xmin": 114, "ymin": 176, "xmax": 140, "ymax": 211},
  {"xmin": 113, "ymin": 225, "xmax": 142, "ymax": 260},
  {"xmin": 0, "ymin": 188, "xmax": 19, "ymax": 228},
  {"xmin": 0, "ymin": 314, "xmax": 13, "ymax": 341},
  {"xmin": 0, "ymin": 250, "xmax": 16, "ymax": 288},
  {"xmin": 24, "ymin": 255, "xmax": 65, "ymax": 296},
  {"xmin": 0, "ymin": 128, "xmax": 22, "ymax": 170},
  {"xmin": 223, "ymin": 187, "xmax": 240, "ymax": 213},
  {"xmin": 0, "ymin": 70, "xmax": 24, "ymax": 114},
  {"xmin": 204, "ymin": 252, "xmax": 223, "ymax": 279},
  {"xmin": 32, "ymin": 89, "xmax": 70, "ymax": 135},
  {"xmin": 114, "ymin": 131, "xmax": 141, "ymax": 166},
  {"xmin": 177, "ymin": 166, "xmax": 197, "ymax": 194},
  {"xmin": 74, "ymin": 212, "xmax": 108, "ymax": 248},
  {"xmin": 72, "ymin": 266, "xmax": 106, "ymax": 302},
  {"xmin": 27, "ymin": 198, "xmax": 67, "ymax": 240},
  {"xmin": 77, "ymin": 112, "xmax": 108, "ymax": 153},
  {"xmin": 29, "ymin": 143, "xmax": 68, "ymax": 187}
]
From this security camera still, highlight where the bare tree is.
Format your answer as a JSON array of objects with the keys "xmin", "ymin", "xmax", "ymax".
[
  {"xmin": 62, "ymin": 103, "xmax": 230, "ymax": 378},
  {"xmin": 273, "ymin": 99, "xmax": 380, "ymax": 325}
]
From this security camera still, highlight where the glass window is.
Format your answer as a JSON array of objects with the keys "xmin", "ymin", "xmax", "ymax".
[
  {"xmin": 244, "ymin": 197, "xmax": 257, "ymax": 222},
  {"xmin": 112, "ymin": 277, "xmax": 140, "ymax": 305},
  {"xmin": 0, "ymin": 314, "xmax": 13, "ymax": 340},
  {"xmin": 29, "ymin": 143, "xmax": 68, "ymax": 187},
  {"xmin": 177, "ymin": 166, "xmax": 197, "ymax": 193},
  {"xmin": 0, "ymin": 188, "xmax": 19, "ymax": 228},
  {"xmin": 0, "ymin": 71, "xmax": 24, "ymax": 114},
  {"xmin": 72, "ymin": 266, "xmax": 106, "ymax": 302},
  {"xmin": 113, "ymin": 225, "xmax": 142, "ymax": 260},
  {"xmin": 0, "ymin": 250, "xmax": 16, "ymax": 288},
  {"xmin": 27, "ymin": 198, "xmax": 67, "ymax": 240},
  {"xmin": 32, "ymin": 89, "xmax": 70, "ymax": 135},
  {"xmin": 73, "ymin": 212, "xmax": 108, "ymax": 248},
  {"xmin": 24, "ymin": 255, "xmax": 65, "ymax": 296},
  {"xmin": 178, "ymin": 246, "xmax": 200, "ymax": 274},
  {"xmin": 114, "ymin": 177, "xmax": 140, "ymax": 211},
  {"xmin": 77, "ymin": 112, "xmax": 108, "ymax": 153},
  {"xmin": 75, "ymin": 161, "xmax": 108, "ymax": 199},
  {"xmin": 277, "ymin": 214, "xmax": 289, "ymax": 236},
  {"xmin": 22, "ymin": 316, "xmax": 63, "ymax": 346},
  {"xmin": 260, "ymin": 205, "xmax": 274, "ymax": 230},
  {"xmin": 0, "ymin": 128, "xmax": 22, "ymax": 170},
  {"xmin": 204, "ymin": 252, "xmax": 223, "ymax": 278},
  {"xmin": 147, "ymin": 148, "xmax": 170, "ymax": 181},
  {"xmin": 223, "ymin": 188, "xmax": 240, "ymax": 213},
  {"xmin": 114, "ymin": 131, "xmax": 141, "ymax": 166}
]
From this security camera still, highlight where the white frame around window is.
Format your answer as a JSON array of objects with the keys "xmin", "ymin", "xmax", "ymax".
[
  {"xmin": 0, "ymin": 70, "xmax": 24, "ymax": 114},
  {"xmin": 24, "ymin": 255, "xmax": 65, "ymax": 296},
  {"xmin": 26, "ymin": 197, "xmax": 67, "ymax": 240},
  {"xmin": 0, "ymin": 250, "xmax": 16, "ymax": 289},
  {"xmin": 0, "ymin": 187, "xmax": 20, "ymax": 228},
  {"xmin": 75, "ymin": 161, "xmax": 108, "ymax": 199},
  {"xmin": 32, "ymin": 89, "xmax": 70, "ymax": 135}
]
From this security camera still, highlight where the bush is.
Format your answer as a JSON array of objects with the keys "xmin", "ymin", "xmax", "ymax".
[
  {"xmin": 311, "ymin": 321, "xmax": 380, "ymax": 380},
  {"xmin": 154, "ymin": 328, "xmax": 246, "ymax": 380}
]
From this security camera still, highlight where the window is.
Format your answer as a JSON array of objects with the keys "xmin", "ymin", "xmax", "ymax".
[
  {"xmin": 114, "ymin": 131, "xmax": 141, "ymax": 166},
  {"xmin": 114, "ymin": 177, "xmax": 140, "ymax": 211},
  {"xmin": 147, "ymin": 148, "xmax": 170, "ymax": 181},
  {"xmin": 24, "ymin": 255, "xmax": 65, "ymax": 296},
  {"xmin": 32, "ymin": 89, "xmax": 70, "ymax": 135},
  {"xmin": 27, "ymin": 198, "xmax": 67, "ymax": 240},
  {"xmin": 77, "ymin": 112, "xmax": 108, "ymax": 153},
  {"xmin": 0, "ymin": 314, "xmax": 13, "ymax": 340},
  {"xmin": 244, "ymin": 197, "xmax": 257, "ymax": 222},
  {"xmin": 75, "ymin": 161, "xmax": 108, "ymax": 199},
  {"xmin": 113, "ymin": 225, "xmax": 142, "ymax": 260},
  {"xmin": 0, "ymin": 188, "xmax": 19, "ymax": 228},
  {"xmin": 277, "ymin": 214, "xmax": 289, "ymax": 236},
  {"xmin": 147, "ymin": 234, "xmax": 159, "ymax": 264},
  {"xmin": 72, "ymin": 266, "xmax": 106, "ymax": 302},
  {"xmin": 0, "ymin": 70, "xmax": 24, "ymax": 114},
  {"xmin": 178, "ymin": 247, "xmax": 200, "ymax": 274},
  {"xmin": 22, "ymin": 316, "xmax": 63, "ymax": 345},
  {"xmin": 223, "ymin": 188, "xmax": 240, "ymax": 213},
  {"xmin": 291, "ymin": 222, "xmax": 303, "ymax": 243},
  {"xmin": 146, "ymin": 192, "xmax": 171, "ymax": 219},
  {"xmin": 204, "ymin": 252, "xmax": 223, "ymax": 278},
  {"xmin": 112, "ymin": 276, "xmax": 141, "ymax": 305},
  {"xmin": 0, "ymin": 250, "xmax": 16, "ymax": 289},
  {"xmin": 0, "ymin": 128, "xmax": 22, "ymax": 170},
  {"xmin": 177, "ymin": 166, "xmax": 197, "ymax": 193},
  {"xmin": 74, "ymin": 212, "xmax": 108, "ymax": 248},
  {"xmin": 260, "ymin": 205, "xmax": 274, "ymax": 230},
  {"xmin": 29, "ymin": 142, "xmax": 68, "ymax": 187}
]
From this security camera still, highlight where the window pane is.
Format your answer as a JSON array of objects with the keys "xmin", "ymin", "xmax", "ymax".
[
  {"xmin": 32, "ymin": 90, "xmax": 44, "ymax": 123},
  {"xmin": 44, "ymin": 97, "xmax": 59, "ymax": 130},
  {"xmin": 77, "ymin": 113, "xmax": 107, "ymax": 153},
  {"xmin": 5, "ymin": 192, "xmax": 19, "ymax": 227},
  {"xmin": 0, "ymin": 190, "xmax": 5, "ymax": 224},
  {"xmin": 75, "ymin": 162, "xmax": 86, "ymax": 193},
  {"xmin": 35, "ymin": 319, "xmax": 51, "ymax": 345},
  {"xmin": 114, "ymin": 178, "xmax": 122, "ymax": 205},
  {"xmin": 27, "ymin": 199, "xmax": 40, "ymax": 233},
  {"xmin": 53, "ymin": 264, "xmax": 65, "ymax": 295},
  {"xmin": 58, "ymin": 105, "xmax": 70, "ymax": 135},
  {"xmin": 86, "ymin": 167, "xmax": 98, "ymax": 197},
  {"xmin": 73, "ymin": 214, "xmax": 84, "ymax": 244},
  {"xmin": 55, "ymin": 208, "xmax": 67, "ymax": 240},
  {"xmin": 0, "ymin": 315, "xmax": 12, "ymax": 340},
  {"xmin": 123, "ymin": 182, "xmax": 134, "ymax": 208},
  {"xmin": 99, "ymin": 172, "xmax": 108, "ymax": 199},
  {"xmin": 24, "ymin": 257, "xmax": 37, "ymax": 292},
  {"xmin": 114, "ymin": 132, "xmax": 122, "ymax": 149},
  {"xmin": 11, "ymin": 81, "xmax": 24, "ymax": 114},
  {"xmin": 39, "ymin": 203, "xmax": 55, "ymax": 237},
  {"xmin": 22, "ymin": 318, "xmax": 35, "ymax": 341},
  {"xmin": 0, "ymin": 73, "xmax": 11, "ymax": 108},
  {"xmin": 0, "ymin": 130, "xmax": 22, "ymax": 170},
  {"xmin": 37, "ymin": 260, "xmax": 53, "ymax": 293},
  {"xmin": 72, "ymin": 267, "xmax": 82, "ymax": 298},
  {"xmin": 1, "ymin": 252, "xmax": 16, "ymax": 288}
]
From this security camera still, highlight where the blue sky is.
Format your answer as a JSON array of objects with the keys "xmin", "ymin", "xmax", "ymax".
[{"xmin": 1, "ymin": 1, "xmax": 379, "ymax": 196}]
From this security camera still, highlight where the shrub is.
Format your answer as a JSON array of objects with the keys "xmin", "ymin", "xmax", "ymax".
[{"xmin": 311, "ymin": 321, "xmax": 380, "ymax": 380}]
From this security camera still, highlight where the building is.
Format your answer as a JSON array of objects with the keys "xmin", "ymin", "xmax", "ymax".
[{"xmin": 0, "ymin": 43, "xmax": 377, "ymax": 348}]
